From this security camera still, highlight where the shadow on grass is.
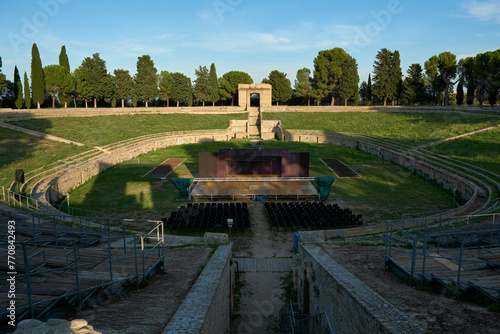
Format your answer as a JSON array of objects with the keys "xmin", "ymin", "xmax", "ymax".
[{"xmin": 0, "ymin": 118, "xmax": 57, "ymax": 189}]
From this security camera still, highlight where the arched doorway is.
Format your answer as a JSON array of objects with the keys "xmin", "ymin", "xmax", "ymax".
[
  {"xmin": 250, "ymin": 93, "xmax": 260, "ymax": 107},
  {"xmin": 237, "ymin": 84, "xmax": 272, "ymax": 110}
]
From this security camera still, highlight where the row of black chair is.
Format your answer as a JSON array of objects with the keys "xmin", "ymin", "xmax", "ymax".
[
  {"xmin": 264, "ymin": 202, "xmax": 362, "ymax": 231},
  {"xmin": 165, "ymin": 202, "xmax": 250, "ymax": 229}
]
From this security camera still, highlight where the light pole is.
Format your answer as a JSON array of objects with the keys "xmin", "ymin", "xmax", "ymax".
[{"xmin": 227, "ymin": 218, "xmax": 233, "ymax": 242}]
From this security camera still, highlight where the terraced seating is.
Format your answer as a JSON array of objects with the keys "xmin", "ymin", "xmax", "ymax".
[
  {"xmin": 265, "ymin": 202, "xmax": 362, "ymax": 231},
  {"xmin": 165, "ymin": 202, "xmax": 250, "ymax": 230}
]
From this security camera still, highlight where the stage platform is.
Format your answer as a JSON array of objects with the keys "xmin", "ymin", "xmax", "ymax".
[{"xmin": 189, "ymin": 177, "xmax": 319, "ymax": 201}]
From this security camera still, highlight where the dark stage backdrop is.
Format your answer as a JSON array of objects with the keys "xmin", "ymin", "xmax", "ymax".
[{"xmin": 198, "ymin": 149, "xmax": 309, "ymax": 178}]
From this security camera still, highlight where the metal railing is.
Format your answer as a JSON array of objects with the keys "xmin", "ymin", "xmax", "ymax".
[
  {"xmin": 385, "ymin": 212, "xmax": 500, "ymax": 302},
  {"xmin": 0, "ymin": 209, "xmax": 165, "ymax": 325},
  {"xmin": 279, "ymin": 300, "xmax": 333, "ymax": 334}
]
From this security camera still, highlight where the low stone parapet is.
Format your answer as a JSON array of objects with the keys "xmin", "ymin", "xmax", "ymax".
[
  {"xmin": 295, "ymin": 244, "xmax": 427, "ymax": 334},
  {"xmin": 162, "ymin": 243, "xmax": 234, "ymax": 334}
]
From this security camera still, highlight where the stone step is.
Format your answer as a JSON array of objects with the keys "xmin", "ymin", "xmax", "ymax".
[
  {"xmin": 248, "ymin": 127, "xmax": 260, "ymax": 135},
  {"xmin": 248, "ymin": 116, "xmax": 260, "ymax": 126}
]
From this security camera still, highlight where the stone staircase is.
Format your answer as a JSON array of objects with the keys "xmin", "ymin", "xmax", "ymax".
[{"xmin": 247, "ymin": 107, "xmax": 261, "ymax": 138}]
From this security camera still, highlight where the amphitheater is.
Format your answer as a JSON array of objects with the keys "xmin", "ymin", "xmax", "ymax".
[{"xmin": 1, "ymin": 87, "xmax": 500, "ymax": 334}]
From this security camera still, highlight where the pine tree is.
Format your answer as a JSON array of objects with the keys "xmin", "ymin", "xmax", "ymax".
[
  {"xmin": 14, "ymin": 66, "xmax": 23, "ymax": 109},
  {"xmin": 134, "ymin": 55, "xmax": 158, "ymax": 107},
  {"xmin": 78, "ymin": 53, "xmax": 112, "ymax": 108},
  {"xmin": 209, "ymin": 63, "xmax": 219, "ymax": 106},
  {"xmin": 23, "ymin": 72, "xmax": 31, "ymax": 109},
  {"xmin": 456, "ymin": 81, "xmax": 464, "ymax": 106},
  {"xmin": 313, "ymin": 47, "xmax": 348, "ymax": 105},
  {"xmin": 294, "ymin": 68, "xmax": 312, "ymax": 106},
  {"xmin": 337, "ymin": 55, "xmax": 359, "ymax": 106},
  {"xmin": 218, "ymin": 71, "xmax": 253, "ymax": 106},
  {"xmin": 44, "ymin": 64, "xmax": 75, "ymax": 108},
  {"xmin": 402, "ymin": 64, "xmax": 425, "ymax": 105},
  {"xmin": 113, "ymin": 69, "xmax": 134, "ymax": 108},
  {"xmin": 263, "ymin": 70, "xmax": 292, "ymax": 105},
  {"xmin": 159, "ymin": 71, "xmax": 172, "ymax": 107},
  {"xmin": 373, "ymin": 48, "xmax": 399, "ymax": 106},
  {"xmin": 170, "ymin": 72, "xmax": 192, "ymax": 107},
  {"xmin": 59, "ymin": 45, "xmax": 70, "ymax": 72},
  {"xmin": 194, "ymin": 65, "xmax": 210, "ymax": 106},
  {"xmin": 31, "ymin": 43, "xmax": 45, "ymax": 108}
]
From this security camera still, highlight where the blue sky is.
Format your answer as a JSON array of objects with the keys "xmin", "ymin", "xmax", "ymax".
[{"xmin": 1, "ymin": 0, "xmax": 499, "ymax": 86}]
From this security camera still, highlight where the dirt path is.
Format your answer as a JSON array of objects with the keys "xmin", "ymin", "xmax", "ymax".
[
  {"xmin": 66, "ymin": 247, "xmax": 212, "ymax": 334},
  {"xmin": 231, "ymin": 202, "xmax": 294, "ymax": 333}
]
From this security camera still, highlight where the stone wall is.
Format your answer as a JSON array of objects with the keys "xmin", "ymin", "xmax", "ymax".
[
  {"xmin": 295, "ymin": 244, "xmax": 426, "ymax": 334},
  {"xmin": 263, "ymin": 105, "xmax": 500, "ymax": 113},
  {"xmin": 162, "ymin": 243, "xmax": 234, "ymax": 334}
]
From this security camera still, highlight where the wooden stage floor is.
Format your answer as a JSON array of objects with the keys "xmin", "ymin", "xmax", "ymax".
[{"xmin": 190, "ymin": 179, "xmax": 319, "ymax": 200}]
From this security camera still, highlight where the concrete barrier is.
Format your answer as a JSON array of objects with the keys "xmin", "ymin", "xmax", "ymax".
[
  {"xmin": 295, "ymin": 244, "xmax": 426, "ymax": 334},
  {"xmin": 162, "ymin": 243, "xmax": 234, "ymax": 334}
]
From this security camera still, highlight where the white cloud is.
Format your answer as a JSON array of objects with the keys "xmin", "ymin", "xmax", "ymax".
[
  {"xmin": 185, "ymin": 31, "xmax": 307, "ymax": 53},
  {"xmin": 462, "ymin": 0, "xmax": 500, "ymax": 23}
]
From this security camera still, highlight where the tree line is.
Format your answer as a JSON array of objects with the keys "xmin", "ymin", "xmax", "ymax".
[
  {"xmin": 360, "ymin": 48, "xmax": 500, "ymax": 107},
  {"xmin": 0, "ymin": 44, "xmax": 498, "ymax": 108}
]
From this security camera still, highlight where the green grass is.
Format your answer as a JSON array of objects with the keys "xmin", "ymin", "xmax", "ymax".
[
  {"xmin": 65, "ymin": 140, "xmax": 452, "ymax": 223},
  {"xmin": 428, "ymin": 127, "xmax": 500, "ymax": 175},
  {"xmin": 0, "ymin": 127, "xmax": 86, "ymax": 189},
  {"xmin": 332, "ymin": 165, "xmax": 452, "ymax": 223},
  {"xmin": 9, "ymin": 113, "xmax": 247, "ymax": 146},
  {"xmin": 263, "ymin": 111, "xmax": 500, "ymax": 146}
]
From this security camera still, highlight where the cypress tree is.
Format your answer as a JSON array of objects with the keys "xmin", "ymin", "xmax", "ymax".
[
  {"xmin": 31, "ymin": 43, "xmax": 45, "ymax": 108},
  {"xmin": 209, "ymin": 63, "xmax": 219, "ymax": 106},
  {"xmin": 456, "ymin": 81, "xmax": 464, "ymax": 106},
  {"xmin": 188, "ymin": 79, "xmax": 193, "ymax": 106},
  {"xmin": 24, "ymin": 72, "xmax": 31, "ymax": 109},
  {"xmin": 0, "ymin": 57, "xmax": 6, "ymax": 94},
  {"xmin": 59, "ymin": 45, "xmax": 70, "ymax": 72},
  {"xmin": 14, "ymin": 66, "xmax": 23, "ymax": 109},
  {"xmin": 367, "ymin": 74, "xmax": 372, "ymax": 104}
]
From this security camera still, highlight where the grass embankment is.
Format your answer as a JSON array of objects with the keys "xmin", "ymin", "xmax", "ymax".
[
  {"xmin": 428, "ymin": 127, "xmax": 500, "ymax": 176},
  {"xmin": 263, "ymin": 111, "xmax": 500, "ymax": 146},
  {"xmin": 0, "ymin": 128, "xmax": 86, "ymax": 189},
  {"xmin": 1, "ymin": 113, "xmax": 246, "ymax": 191},
  {"xmin": 9, "ymin": 113, "xmax": 248, "ymax": 146},
  {"xmin": 65, "ymin": 140, "xmax": 453, "ymax": 224}
]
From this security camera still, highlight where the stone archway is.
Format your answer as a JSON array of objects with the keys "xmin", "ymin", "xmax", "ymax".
[{"xmin": 238, "ymin": 83, "xmax": 272, "ymax": 110}]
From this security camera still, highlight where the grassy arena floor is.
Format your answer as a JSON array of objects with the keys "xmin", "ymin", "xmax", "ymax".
[{"xmin": 64, "ymin": 140, "xmax": 454, "ymax": 224}]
